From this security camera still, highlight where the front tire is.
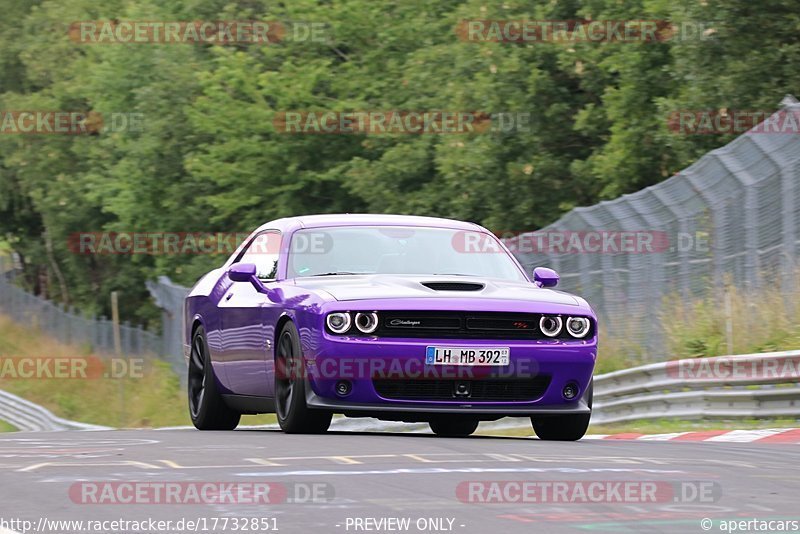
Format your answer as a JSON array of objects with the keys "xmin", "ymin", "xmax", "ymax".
[
  {"xmin": 531, "ymin": 379, "xmax": 592, "ymax": 441},
  {"xmin": 188, "ymin": 326, "xmax": 241, "ymax": 430},
  {"xmin": 275, "ymin": 321, "xmax": 332, "ymax": 434},
  {"xmin": 429, "ymin": 418, "xmax": 479, "ymax": 437}
]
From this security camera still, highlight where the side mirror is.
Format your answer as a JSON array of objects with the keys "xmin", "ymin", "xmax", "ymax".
[
  {"xmin": 533, "ymin": 266, "xmax": 559, "ymax": 288},
  {"xmin": 228, "ymin": 263, "xmax": 283, "ymax": 303},
  {"xmin": 228, "ymin": 262, "xmax": 257, "ymax": 283}
]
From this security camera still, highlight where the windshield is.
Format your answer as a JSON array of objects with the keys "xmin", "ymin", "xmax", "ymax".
[{"xmin": 287, "ymin": 226, "xmax": 527, "ymax": 281}]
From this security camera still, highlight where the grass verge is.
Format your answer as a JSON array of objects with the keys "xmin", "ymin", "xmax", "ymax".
[
  {"xmin": 0, "ymin": 314, "xmax": 275, "ymax": 429},
  {"xmin": 597, "ymin": 275, "xmax": 800, "ymax": 372},
  {"xmin": 0, "ymin": 419, "xmax": 17, "ymax": 432}
]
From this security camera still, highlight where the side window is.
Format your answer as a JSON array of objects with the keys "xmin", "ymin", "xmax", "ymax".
[{"xmin": 237, "ymin": 232, "xmax": 281, "ymax": 280}]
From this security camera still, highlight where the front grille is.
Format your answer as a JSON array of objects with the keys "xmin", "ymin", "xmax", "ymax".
[
  {"xmin": 379, "ymin": 311, "xmax": 590, "ymax": 340},
  {"xmin": 421, "ymin": 282, "xmax": 485, "ymax": 291},
  {"xmin": 373, "ymin": 376, "xmax": 551, "ymax": 402}
]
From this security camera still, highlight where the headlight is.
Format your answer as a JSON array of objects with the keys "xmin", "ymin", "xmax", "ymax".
[
  {"xmin": 354, "ymin": 312, "xmax": 379, "ymax": 334},
  {"xmin": 566, "ymin": 316, "xmax": 591, "ymax": 338},
  {"xmin": 326, "ymin": 312, "xmax": 352, "ymax": 334},
  {"xmin": 539, "ymin": 315, "xmax": 563, "ymax": 337}
]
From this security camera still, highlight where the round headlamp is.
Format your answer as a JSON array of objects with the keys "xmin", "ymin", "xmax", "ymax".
[
  {"xmin": 354, "ymin": 312, "xmax": 379, "ymax": 334},
  {"xmin": 326, "ymin": 312, "xmax": 352, "ymax": 334},
  {"xmin": 566, "ymin": 316, "xmax": 591, "ymax": 338},
  {"xmin": 539, "ymin": 315, "xmax": 563, "ymax": 337}
]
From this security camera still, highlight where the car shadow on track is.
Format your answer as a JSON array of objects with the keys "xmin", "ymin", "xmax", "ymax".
[{"xmin": 235, "ymin": 428, "xmax": 545, "ymax": 441}]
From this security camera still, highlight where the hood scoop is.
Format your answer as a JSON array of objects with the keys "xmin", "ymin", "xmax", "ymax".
[{"xmin": 421, "ymin": 281, "xmax": 485, "ymax": 291}]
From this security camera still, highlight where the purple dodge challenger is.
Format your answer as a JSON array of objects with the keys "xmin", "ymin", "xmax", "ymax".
[{"xmin": 184, "ymin": 214, "xmax": 597, "ymax": 440}]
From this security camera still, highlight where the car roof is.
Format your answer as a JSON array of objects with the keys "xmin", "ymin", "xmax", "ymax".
[{"xmin": 255, "ymin": 213, "xmax": 485, "ymax": 233}]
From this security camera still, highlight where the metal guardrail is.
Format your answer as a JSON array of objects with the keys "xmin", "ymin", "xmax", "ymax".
[
  {"xmin": 0, "ymin": 351, "xmax": 796, "ymax": 431},
  {"xmin": 0, "ymin": 389, "xmax": 109, "ymax": 432},
  {"xmin": 592, "ymin": 350, "xmax": 800, "ymax": 424}
]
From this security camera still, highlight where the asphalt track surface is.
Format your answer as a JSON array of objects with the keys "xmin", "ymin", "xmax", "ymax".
[{"xmin": 1, "ymin": 428, "xmax": 798, "ymax": 534}]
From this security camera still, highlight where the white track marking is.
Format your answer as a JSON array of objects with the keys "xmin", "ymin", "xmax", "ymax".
[
  {"xmin": 235, "ymin": 466, "xmax": 686, "ymax": 477},
  {"xmin": 705, "ymin": 429, "xmax": 792, "ymax": 442},
  {"xmin": 17, "ymin": 460, "xmax": 162, "ymax": 472},
  {"xmin": 637, "ymin": 432, "xmax": 691, "ymax": 440}
]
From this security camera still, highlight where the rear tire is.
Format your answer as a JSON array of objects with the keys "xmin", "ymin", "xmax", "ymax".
[
  {"xmin": 429, "ymin": 418, "xmax": 479, "ymax": 437},
  {"xmin": 531, "ymin": 379, "xmax": 592, "ymax": 441},
  {"xmin": 188, "ymin": 326, "xmax": 241, "ymax": 430},
  {"xmin": 275, "ymin": 321, "xmax": 332, "ymax": 434}
]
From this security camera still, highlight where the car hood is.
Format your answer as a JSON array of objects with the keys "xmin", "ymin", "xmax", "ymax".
[{"xmin": 290, "ymin": 274, "xmax": 581, "ymax": 306}]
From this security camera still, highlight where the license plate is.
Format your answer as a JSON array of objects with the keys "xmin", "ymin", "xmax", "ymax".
[{"xmin": 425, "ymin": 346, "xmax": 510, "ymax": 366}]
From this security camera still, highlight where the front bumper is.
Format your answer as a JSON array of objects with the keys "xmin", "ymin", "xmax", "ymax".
[
  {"xmin": 306, "ymin": 390, "xmax": 591, "ymax": 418},
  {"xmin": 304, "ymin": 334, "xmax": 596, "ymax": 415}
]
